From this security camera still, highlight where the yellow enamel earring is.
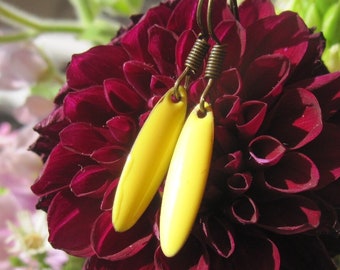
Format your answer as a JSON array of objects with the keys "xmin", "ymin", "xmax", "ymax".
[
  {"xmin": 112, "ymin": 1, "xmax": 210, "ymax": 232},
  {"xmin": 160, "ymin": 0, "xmax": 227, "ymax": 256}
]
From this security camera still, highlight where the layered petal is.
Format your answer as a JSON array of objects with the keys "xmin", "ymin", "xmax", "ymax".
[
  {"xmin": 67, "ymin": 46, "xmax": 129, "ymax": 89},
  {"xmin": 47, "ymin": 191, "xmax": 101, "ymax": 256},
  {"xmin": 266, "ymin": 88, "xmax": 323, "ymax": 149},
  {"xmin": 258, "ymin": 195, "xmax": 321, "ymax": 234}
]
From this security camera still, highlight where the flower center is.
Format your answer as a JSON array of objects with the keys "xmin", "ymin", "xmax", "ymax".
[{"xmin": 23, "ymin": 233, "xmax": 44, "ymax": 250}]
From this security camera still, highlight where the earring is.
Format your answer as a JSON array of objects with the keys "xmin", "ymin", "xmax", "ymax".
[
  {"xmin": 112, "ymin": 0, "xmax": 210, "ymax": 232},
  {"xmin": 160, "ymin": 0, "xmax": 227, "ymax": 257}
]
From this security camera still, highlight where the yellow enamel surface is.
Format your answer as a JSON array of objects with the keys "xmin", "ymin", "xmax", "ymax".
[
  {"xmin": 160, "ymin": 103, "xmax": 214, "ymax": 257},
  {"xmin": 112, "ymin": 86, "xmax": 187, "ymax": 232}
]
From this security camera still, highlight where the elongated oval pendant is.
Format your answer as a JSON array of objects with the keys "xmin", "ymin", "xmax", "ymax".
[
  {"xmin": 160, "ymin": 103, "xmax": 214, "ymax": 257},
  {"xmin": 112, "ymin": 86, "xmax": 187, "ymax": 232}
]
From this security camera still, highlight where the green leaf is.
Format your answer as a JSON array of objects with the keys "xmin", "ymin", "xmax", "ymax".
[
  {"xmin": 31, "ymin": 80, "xmax": 62, "ymax": 100},
  {"xmin": 79, "ymin": 19, "xmax": 119, "ymax": 44},
  {"xmin": 0, "ymin": 186, "xmax": 8, "ymax": 196},
  {"xmin": 69, "ymin": 0, "xmax": 100, "ymax": 23},
  {"xmin": 100, "ymin": 0, "xmax": 145, "ymax": 15},
  {"xmin": 10, "ymin": 256, "xmax": 27, "ymax": 267},
  {"xmin": 288, "ymin": 0, "xmax": 310, "ymax": 17},
  {"xmin": 315, "ymin": 0, "xmax": 337, "ymax": 15},
  {"xmin": 63, "ymin": 255, "xmax": 85, "ymax": 270},
  {"xmin": 322, "ymin": 43, "xmax": 340, "ymax": 72},
  {"xmin": 322, "ymin": 2, "xmax": 340, "ymax": 45},
  {"xmin": 304, "ymin": 4, "xmax": 322, "ymax": 31},
  {"xmin": 33, "ymin": 252, "xmax": 52, "ymax": 269}
]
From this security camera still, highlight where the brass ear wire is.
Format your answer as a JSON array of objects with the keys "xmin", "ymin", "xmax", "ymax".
[
  {"xmin": 198, "ymin": 0, "xmax": 227, "ymax": 114},
  {"xmin": 173, "ymin": 0, "xmax": 210, "ymax": 100},
  {"xmin": 230, "ymin": 0, "xmax": 239, "ymax": 21}
]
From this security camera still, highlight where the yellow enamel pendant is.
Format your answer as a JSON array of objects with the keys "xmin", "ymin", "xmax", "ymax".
[
  {"xmin": 112, "ymin": 86, "xmax": 187, "ymax": 232},
  {"xmin": 160, "ymin": 102, "xmax": 214, "ymax": 257}
]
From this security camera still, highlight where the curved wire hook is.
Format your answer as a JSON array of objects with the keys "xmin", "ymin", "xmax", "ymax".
[
  {"xmin": 173, "ymin": 0, "xmax": 211, "ymax": 100},
  {"xmin": 207, "ymin": 0, "xmax": 220, "ymax": 44},
  {"xmin": 230, "ymin": 0, "xmax": 239, "ymax": 21},
  {"xmin": 207, "ymin": 0, "xmax": 239, "ymax": 44},
  {"xmin": 196, "ymin": 0, "xmax": 209, "ymax": 39}
]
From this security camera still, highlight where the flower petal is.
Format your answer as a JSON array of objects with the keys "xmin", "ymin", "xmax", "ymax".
[
  {"xmin": 230, "ymin": 231, "xmax": 280, "ymax": 270},
  {"xmin": 290, "ymin": 72, "xmax": 340, "ymax": 120},
  {"xmin": 264, "ymin": 152, "xmax": 319, "ymax": 193},
  {"xmin": 231, "ymin": 196, "xmax": 259, "ymax": 224},
  {"xmin": 64, "ymin": 86, "xmax": 114, "ymax": 125},
  {"xmin": 121, "ymin": 5, "xmax": 171, "ymax": 63},
  {"xmin": 241, "ymin": 54, "xmax": 290, "ymax": 104},
  {"xmin": 201, "ymin": 215, "xmax": 235, "ymax": 258},
  {"xmin": 101, "ymin": 179, "xmax": 119, "ymax": 211},
  {"xmin": 214, "ymin": 95, "xmax": 241, "ymax": 126},
  {"xmin": 91, "ymin": 211, "xmax": 154, "ymax": 260},
  {"xmin": 154, "ymin": 237, "xmax": 208, "ymax": 270},
  {"xmin": 175, "ymin": 30, "xmax": 197, "ymax": 75},
  {"xmin": 66, "ymin": 45, "xmax": 128, "ymax": 89},
  {"xmin": 106, "ymin": 116, "xmax": 137, "ymax": 145},
  {"xmin": 242, "ymin": 12, "xmax": 309, "ymax": 70},
  {"xmin": 274, "ymin": 235, "xmax": 336, "ymax": 270},
  {"xmin": 48, "ymin": 190, "xmax": 101, "ymax": 256},
  {"xmin": 267, "ymin": 88, "xmax": 323, "ymax": 149},
  {"xmin": 214, "ymin": 125, "xmax": 238, "ymax": 154},
  {"xmin": 70, "ymin": 165, "xmax": 112, "ymax": 198},
  {"xmin": 290, "ymin": 32, "xmax": 327, "ymax": 82},
  {"xmin": 227, "ymin": 172, "xmax": 252, "ymax": 195},
  {"xmin": 148, "ymin": 25, "xmax": 177, "ymax": 76},
  {"xmin": 104, "ymin": 78, "xmax": 146, "ymax": 115},
  {"xmin": 216, "ymin": 20, "xmax": 246, "ymax": 68},
  {"xmin": 91, "ymin": 145, "xmax": 127, "ymax": 175},
  {"xmin": 237, "ymin": 100, "xmax": 267, "ymax": 139},
  {"xmin": 239, "ymin": 0, "xmax": 276, "ymax": 28},
  {"xmin": 217, "ymin": 68, "xmax": 242, "ymax": 96},
  {"xmin": 302, "ymin": 123, "xmax": 340, "ymax": 187},
  {"xmin": 167, "ymin": 0, "xmax": 199, "ymax": 35},
  {"xmin": 150, "ymin": 75, "xmax": 175, "ymax": 96},
  {"xmin": 34, "ymin": 105, "xmax": 66, "ymax": 131},
  {"xmin": 258, "ymin": 195, "xmax": 321, "ymax": 234},
  {"xmin": 31, "ymin": 144, "xmax": 93, "ymax": 196},
  {"xmin": 59, "ymin": 123, "xmax": 111, "ymax": 155},
  {"xmin": 249, "ymin": 135, "xmax": 286, "ymax": 166},
  {"xmin": 123, "ymin": 60, "xmax": 157, "ymax": 100},
  {"xmin": 217, "ymin": 150, "xmax": 243, "ymax": 174},
  {"xmin": 84, "ymin": 245, "xmax": 156, "ymax": 270}
]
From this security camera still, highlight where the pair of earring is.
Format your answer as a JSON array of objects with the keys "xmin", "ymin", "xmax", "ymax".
[{"xmin": 112, "ymin": 0, "xmax": 229, "ymax": 257}]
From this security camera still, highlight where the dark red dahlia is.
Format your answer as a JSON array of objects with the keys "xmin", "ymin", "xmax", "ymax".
[{"xmin": 31, "ymin": 0, "xmax": 340, "ymax": 269}]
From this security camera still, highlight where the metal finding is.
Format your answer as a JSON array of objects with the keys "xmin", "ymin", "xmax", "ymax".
[
  {"xmin": 204, "ymin": 43, "xmax": 227, "ymax": 79},
  {"xmin": 199, "ymin": 43, "xmax": 227, "ymax": 113},
  {"xmin": 185, "ymin": 34, "xmax": 210, "ymax": 74},
  {"xmin": 173, "ymin": 0, "xmax": 210, "ymax": 100},
  {"xmin": 199, "ymin": 0, "xmax": 227, "ymax": 114},
  {"xmin": 230, "ymin": 0, "xmax": 239, "ymax": 21}
]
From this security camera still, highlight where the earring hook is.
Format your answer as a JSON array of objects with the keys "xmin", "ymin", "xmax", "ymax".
[
  {"xmin": 196, "ymin": 0, "xmax": 209, "ymax": 39},
  {"xmin": 207, "ymin": 0, "xmax": 220, "ymax": 44},
  {"xmin": 198, "ymin": 0, "xmax": 227, "ymax": 114},
  {"xmin": 172, "ymin": 0, "xmax": 211, "ymax": 100},
  {"xmin": 230, "ymin": 0, "xmax": 239, "ymax": 21}
]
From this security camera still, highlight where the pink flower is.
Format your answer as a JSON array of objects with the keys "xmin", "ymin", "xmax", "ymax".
[
  {"xmin": 0, "ymin": 42, "xmax": 47, "ymax": 91},
  {"xmin": 31, "ymin": 0, "xmax": 340, "ymax": 269},
  {"xmin": 0, "ymin": 97, "xmax": 66, "ymax": 269}
]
